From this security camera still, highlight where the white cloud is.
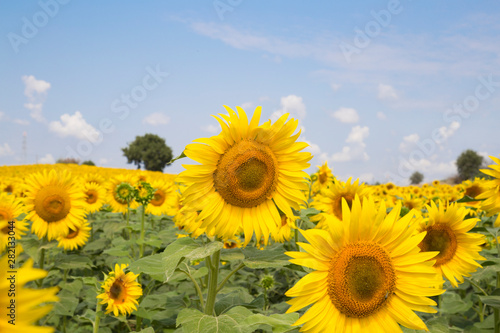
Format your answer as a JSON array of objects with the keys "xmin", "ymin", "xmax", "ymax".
[
  {"xmin": 378, "ymin": 84, "xmax": 398, "ymax": 100},
  {"xmin": 303, "ymin": 137, "xmax": 321, "ymax": 155},
  {"xmin": 13, "ymin": 119, "xmax": 29, "ymax": 125},
  {"xmin": 22, "ymin": 75, "xmax": 51, "ymax": 123},
  {"xmin": 271, "ymin": 95, "xmax": 306, "ymax": 121},
  {"xmin": 399, "ymin": 133, "xmax": 420, "ymax": 152},
  {"xmin": 49, "ymin": 111, "xmax": 100, "ymax": 143},
  {"xmin": 324, "ymin": 126, "xmax": 370, "ymax": 163},
  {"xmin": 201, "ymin": 124, "xmax": 219, "ymax": 134},
  {"xmin": 377, "ymin": 112, "xmax": 387, "ymax": 120},
  {"xmin": 0, "ymin": 112, "xmax": 5, "ymax": 121},
  {"xmin": 22, "ymin": 75, "xmax": 51, "ymax": 99},
  {"xmin": 143, "ymin": 112, "xmax": 170, "ymax": 126},
  {"xmin": 0, "ymin": 143, "xmax": 14, "ymax": 157},
  {"xmin": 332, "ymin": 107, "xmax": 359, "ymax": 123},
  {"xmin": 330, "ymin": 83, "xmax": 341, "ymax": 91},
  {"xmin": 240, "ymin": 102, "xmax": 254, "ymax": 110},
  {"xmin": 99, "ymin": 158, "xmax": 110, "ymax": 165},
  {"xmin": 39, "ymin": 153, "xmax": 55, "ymax": 164},
  {"xmin": 436, "ymin": 121, "xmax": 460, "ymax": 143},
  {"xmin": 346, "ymin": 126, "xmax": 369, "ymax": 145}
]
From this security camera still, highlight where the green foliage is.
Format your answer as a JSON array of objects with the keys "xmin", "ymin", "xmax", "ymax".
[
  {"xmin": 122, "ymin": 133, "xmax": 173, "ymax": 171},
  {"xmin": 410, "ymin": 171, "xmax": 424, "ymax": 184},
  {"xmin": 81, "ymin": 160, "xmax": 96, "ymax": 166},
  {"xmin": 456, "ymin": 149, "xmax": 484, "ymax": 181}
]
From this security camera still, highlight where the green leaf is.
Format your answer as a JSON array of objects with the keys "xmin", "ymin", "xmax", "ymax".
[
  {"xmin": 134, "ymin": 307, "xmax": 153, "ymax": 320},
  {"xmin": 238, "ymin": 312, "xmax": 299, "ymax": 333},
  {"xmin": 454, "ymin": 195, "xmax": 483, "ymax": 203},
  {"xmin": 129, "ymin": 253, "xmax": 166, "ymax": 276},
  {"xmin": 185, "ymin": 241, "xmax": 224, "ymax": 261},
  {"xmin": 52, "ymin": 290, "xmax": 79, "ymax": 316},
  {"xmin": 59, "ymin": 279, "xmax": 83, "ymax": 294},
  {"xmin": 220, "ymin": 249, "xmax": 245, "ymax": 261},
  {"xmin": 162, "ymin": 237, "xmax": 201, "ymax": 282},
  {"xmin": 177, "ymin": 307, "xmax": 255, "ymax": 333},
  {"xmin": 138, "ymin": 328, "xmax": 155, "ymax": 333},
  {"xmin": 479, "ymin": 295, "xmax": 500, "ymax": 309},
  {"xmin": 439, "ymin": 292, "xmax": 473, "ymax": 314},
  {"xmin": 103, "ymin": 246, "xmax": 130, "ymax": 257},
  {"xmin": 57, "ymin": 255, "xmax": 94, "ymax": 270},
  {"xmin": 242, "ymin": 244, "xmax": 290, "ymax": 269}
]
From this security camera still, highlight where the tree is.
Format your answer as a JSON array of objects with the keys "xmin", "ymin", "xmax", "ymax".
[
  {"xmin": 410, "ymin": 171, "xmax": 424, "ymax": 185},
  {"xmin": 456, "ymin": 149, "xmax": 483, "ymax": 181},
  {"xmin": 82, "ymin": 160, "xmax": 95, "ymax": 166},
  {"xmin": 122, "ymin": 133, "xmax": 173, "ymax": 171}
]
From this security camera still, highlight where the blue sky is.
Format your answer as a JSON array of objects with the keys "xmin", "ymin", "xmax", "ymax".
[{"xmin": 1, "ymin": 0, "xmax": 499, "ymax": 184}]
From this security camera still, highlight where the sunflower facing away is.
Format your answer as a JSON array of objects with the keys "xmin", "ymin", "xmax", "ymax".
[
  {"xmin": 57, "ymin": 221, "xmax": 91, "ymax": 251},
  {"xmin": 177, "ymin": 106, "xmax": 311, "ymax": 245},
  {"xmin": 97, "ymin": 264, "xmax": 142, "ymax": 316},
  {"xmin": 24, "ymin": 169, "xmax": 87, "ymax": 240},
  {"xmin": 286, "ymin": 196, "xmax": 444, "ymax": 332},
  {"xmin": 477, "ymin": 155, "xmax": 500, "ymax": 226},
  {"xmin": 0, "ymin": 192, "xmax": 28, "ymax": 253},
  {"xmin": 311, "ymin": 161, "xmax": 334, "ymax": 194},
  {"xmin": 416, "ymin": 201, "xmax": 485, "ymax": 287},
  {"xmin": 0, "ymin": 246, "xmax": 59, "ymax": 333}
]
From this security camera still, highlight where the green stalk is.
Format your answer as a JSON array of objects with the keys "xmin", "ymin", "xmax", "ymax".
[
  {"xmin": 181, "ymin": 270, "xmax": 205, "ymax": 309},
  {"xmin": 216, "ymin": 263, "xmax": 245, "ymax": 293},
  {"xmin": 495, "ymin": 272, "xmax": 500, "ymax": 333},
  {"xmin": 204, "ymin": 249, "xmax": 221, "ymax": 315},
  {"xmin": 136, "ymin": 316, "xmax": 142, "ymax": 331},
  {"xmin": 139, "ymin": 205, "xmax": 146, "ymax": 258},
  {"xmin": 93, "ymin": 301, "xmax": 101, "ymax": 333}
]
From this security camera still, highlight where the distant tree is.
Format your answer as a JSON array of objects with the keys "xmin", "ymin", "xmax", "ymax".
[
  {"xmin": 456, "ymin": 149, "xmax": 483, "ymax": 181},
  {"xmin": 82, "ymin": 160, "xmax": 95, "ymax": 166},
  {"xmin": 56, "ymin": 157, "xmax": 80, "ymax": 164},
  {"xmin": 122, "ymin": 133, "xmax": 173, "ymax": 171},
  {"xmin": 410, "ymin": 171, "xmax": 424, "ymax": 185}
]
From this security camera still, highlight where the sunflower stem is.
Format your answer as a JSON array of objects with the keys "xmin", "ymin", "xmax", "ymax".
[
  {"xmin": 136, "ymin": 316, "xmax": 142, "ymax": 331},
  {"xmin": 93, "ymin": 301, "xmax": 101, "ymax": 333},
  {"xmin": 216, "ymin": 262, "xmax": 245, "ymax": 293},
  {"xmin": 139, "ymin": 205, "xmax": 146, "ymax": 258},
  {"xmin": 181, "ymin": 269, "xmax": 205, "ymax": 309},
  {"xmin": 495, "ymin": 271, "xmax": 500, "ymax": 333},
  {"xmin": 204, "ymin": 249, "xmax": 221, "ymax": 315}
]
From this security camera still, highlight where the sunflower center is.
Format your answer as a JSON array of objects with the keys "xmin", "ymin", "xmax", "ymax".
[
  {"xmin": 86, "ymin": 190, "xmax": 98, "ymax": 204},
  {"xmin": 328, "ymin": 242, "xmax": 396, "ymax": 318},
  {"xmin": 34, "ymin": 186, "xmax": 71, "ymax": 223},
  {"xmin": 4, "ymin": 185, "xmax": 13, "ymax": 193},
  {"xmin": 109, "ymin": 279, "xmax": 127, "ymax": 304},
  {"xmin": 465, "ymin": 185, "xmax": 481, "ymax": 198},
  {"xmin": 319, "ymin": 172, "xmax": 328, "ymax": 184},
  {"xmin": 0, "ymin": 209, "xmax": 9, "ymax": 221},
  {"xmin": 332, "ymin": 195, "xmax": 354, "ymax": 220},
  {"xmin": 151, "ymin": 190, "xmax": 165, "ymax": 206},
  {"xmin": 419, "ymin": 224, "xmax": 457, "ymax": 266},
  {"xmin": 213, "ymin": 139, "xmax": 278, "ymax": 208},
  {"xmin": 65, "ymin": 228, "xmax": 79, "ymax": 239}
]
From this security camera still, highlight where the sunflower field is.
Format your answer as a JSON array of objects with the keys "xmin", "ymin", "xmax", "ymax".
[{"xmin": 1, "ymin": 106, "xmax": 500, "ymax": 333}]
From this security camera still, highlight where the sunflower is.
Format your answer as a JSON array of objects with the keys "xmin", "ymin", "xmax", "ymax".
[
  {"xmin": 416, "ymin": 200, "xmax": 485, "ymax": 287},
  {"xmin": 57, "ymin": 221, "xmax": 91, "ymax": 251},
  {"xmin": 0, "ymin": 193, "xmax": 28, "ymax": 253},
  {"xmin": 145, "ymin": 180, "xmax": 176, "ymax": 216},
  {"xmin": 311, "ymin": 162, "xmax": 334, "ymax": 194},
  {"xmin": 177, "ymin": 106, "xmax": 311, "ymax": 245},
  {"xmin": 82, "ymin": 182, "xmax": 106, "ymax": 213},
  {"xmin": 477, "ymin": 155, "xmax": 500, "ymax": 226},
  {"xmin": 271, "ymin": 214, "xmax": 297, "ymax": 243},
  {"xmin": 105, "ymin": 175, "xmax": 139, "ymax": 214},
  {"xmin": 97, "ymin": 264, "xmax": 142, "ymax": 316},
  {"xmin": 24, "ymin": 169, "xmax": 87, "ymax": 240},
  {"xmin": 311, "ymin": 178, "xmax": 372, "ymax": 227},
  {"xmin": 0, "ymin": 246, "xmax": 59, "ymax": 333},
  {"xmin": 285, "ymin": 196, "xmax": 444, "ymax": 332}
]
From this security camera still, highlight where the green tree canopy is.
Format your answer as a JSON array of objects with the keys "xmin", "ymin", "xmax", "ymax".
[
  {"xmin": 456, "ymin": 149, "xmax": 483, "ymax": 181},
  {"xmin": 122, "ymin": 133, "xmax": 173, "ymax": 171},
  {"xmin": 409, "ymin": 171, "xmax": 424, "ymax": 185}
]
